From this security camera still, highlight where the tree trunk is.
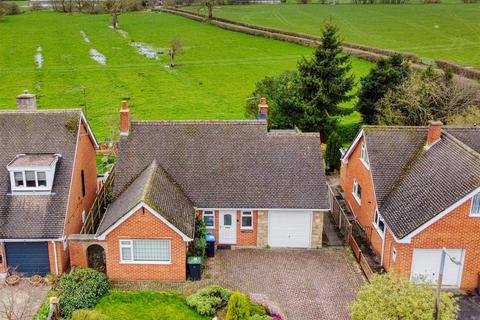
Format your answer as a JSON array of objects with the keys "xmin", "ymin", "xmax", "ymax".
[
  {"xmin": 169, "ymin": 49, "xmax": 175, "ymax": 67},
  {"xmin": 207, "ymin": 2, "xmax": 212, "ymax": 20},
  {"xmin": 112, "ymin": 12, "xmax": 119, "ymax": 29}
]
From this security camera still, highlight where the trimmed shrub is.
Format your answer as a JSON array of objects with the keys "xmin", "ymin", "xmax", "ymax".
[
  {"xmin": 58, "ymin": 267, "xmax": 109, "ymax": 318},
  {"xmin": 186, "ymin": 285, "xmax": 232, "ymax": 316},
  {"xmin": 71, "ymin": 309, "xmax": 107, "ymax": 320},
  {"xmin": 251, "ymin": 315, "xmax": 272, "ymax": 320},
  {"xmin": 250, "ymin": 302, "xmax": 268, "ymax": 316},
  {"xmin": 226, "ymin": 292, "xmax": 250, "ymax": 320}
]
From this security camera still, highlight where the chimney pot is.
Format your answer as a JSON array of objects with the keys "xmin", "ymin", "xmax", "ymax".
[
  {"xmin": 258, "ymin": 97, "xmax": 268, "ymax": 121},
  {"xmin": 426, "ymin": 120, "xmax": 442, "ymax": 147},
  {"xmin": 16, "ymin": 90, "xmax": 37, "ymax": 110},
  {"xmin": 120, "ymin": 100, "xmax": 130, "ymax": 136}
]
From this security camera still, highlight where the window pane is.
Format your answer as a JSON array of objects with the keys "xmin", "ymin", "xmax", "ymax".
[
  {"xmin": 378, "ymin": 219, "xmax": 385, "ymax": 233},
  {"xmin": 25, "ymin": 171, "xmax": 36, "ymax": 187},
  {"xmin": 133, "ymin": 240, "xmax": 170, "ymax": 261},
  {"xmin": 37, "ymin": 172, "xmax": 47, "ymax": 187},
  {"xmin": 14, "ymin": 172, "xmax": 24, "ymax": 187},
  {"xmin": 472, "ymin": 194, "xmax": 480, "ymax": 215},
  {"xmin": 357, "ymin": 185, "xmax": 362, "ymax": 199},
  {"xmin": 223, "ymin": 214, "xmax": 232, "ymax": 226},
  {"xmin": 204, "ymin": 216, "xmax": 214, "ymax": 227},
  {"xmin": 242, "ymin": 216, "xmax": 252, "ymax": 228},
  {"xmin": 121, "ymin": 247, "xmax": 132, "ymax": 260}
]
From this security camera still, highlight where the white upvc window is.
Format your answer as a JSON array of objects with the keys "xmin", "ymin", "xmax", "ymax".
[
  {"xmin": 470, "ymin": 193, "xmax": 480, "ymax": 216},
  {"xmin": 203, "ymin": 210, "xmax": 215, "ymax": 229},
  {"xmin": 241, "ymin": 210, "xmax": 253, "ymax": 230},
  {"xmin": 352, "ymin": 180, "xmax": 362, "ymax": 204},
  {"xmin": 360, "ymin": 143, "xmax": 370, "ymax": 168},
  {"xmin": 10, "ymin": 170, "xmax": 51, "ymax": 191},
  {"xmin": 374, "ymin": 210, "xmax": 385, "ymax": 236},
  {"xmin": 120, "ymin": 239, "xmax": 171, "ymax": 264}
]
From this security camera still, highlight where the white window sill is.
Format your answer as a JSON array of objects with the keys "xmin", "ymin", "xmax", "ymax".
[
  {"xmin": 8, "ymin": 191, "xmax": 54, "ymax": 196},
  {"xmin": 372, "ymin": 223, "xmax": 385, "ymax": 239},
  {"xmin": 120, "ymin": 260, "xmax": 172, "ymax": 265},
  {"xmin": 352, "ymin": 192, "xmax": 361, "ymax": 205},
  {"xmin": 360, "ymin": 158, "xmax": 370, "ymax": 170},
  {"xmin": 240, "ymin": 227, "xmax": 253, "ymax": 231},
  {"xmin": 469, "ymin": 213, "xmax": 480, "ymax": 217}
]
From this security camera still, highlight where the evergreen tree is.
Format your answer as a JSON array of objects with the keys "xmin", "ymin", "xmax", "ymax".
[
  {"xmin": 325, "ymin": 131, "xmax": 342, "ymax": 171},
  {"xmin": 297, "ymin": 22, "xmax": 354, "ymax": 137},
  {"xmin": 357, "ymin": 54, "xmax": 410, "ymax": 124}
]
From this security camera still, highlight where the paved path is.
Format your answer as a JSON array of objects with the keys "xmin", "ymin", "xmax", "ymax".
[{"xmin": 204, "ymin": 248, "xmax": 365, "ymax": 320}]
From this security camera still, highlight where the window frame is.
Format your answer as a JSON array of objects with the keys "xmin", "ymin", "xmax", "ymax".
[
  {"xmin": 374, "ymin": 210, "xmax": 385, "ymax": 237},
  {"xmin": 119, "ymin": 239, "xmax": 171, "ymax": 265},
  {"xmin": 391, "ymin": 247, "xmax": 397, "ymax": 262},
  {"xmin": 203, "ymin": 210, "xmax": 215, "ymax": 229},
  {"xmin": 470, "ymin": 193, "xmax": 480, "ymax": 217},
  {"xmin": 9, "ymin": 169, "xmax": 52, "ymax": 192},
  {"xmin": 240, "ymin": 210, "xmax": 253, "ymax": 230},
  {"xmin": 352, "ymin": 180, "xmax": 362, "ymax": 205},
  {"xmin": 360, "ymin": 143, "xmax": 370, "ymax": 169}
]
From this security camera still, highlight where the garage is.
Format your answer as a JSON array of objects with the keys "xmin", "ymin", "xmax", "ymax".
[
  {"xmin": 268, "ymin": 211, "xmax": 312, "ymax": 248},
  {"xmin": 5, "ymin": 242, "xmax": 50, "ymax": 276},
  {"xmin": 411, "ymin": 248, "xmax": 465, "ymax": 287}
]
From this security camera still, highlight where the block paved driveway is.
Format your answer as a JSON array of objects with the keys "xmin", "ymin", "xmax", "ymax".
[{"xmin": 204, "ymin": 248, "xmax": 365, "ymax": 320}]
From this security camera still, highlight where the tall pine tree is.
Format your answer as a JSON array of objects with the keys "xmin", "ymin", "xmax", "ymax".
[{"xmin": 297, "ymin": 22, "xmax": 354, "ymax": 138}]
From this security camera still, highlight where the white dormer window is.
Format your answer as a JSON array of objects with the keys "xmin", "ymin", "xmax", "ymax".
[
  {"xmin": 7, "ymin": 154, "xmax": 60, "ymax": 194},
  {"xmin": 360, "ymin": 143, "xmax": 369, "ymax": 168},
  {"xmin": 471, "ymin": 193, "xmax": 480, "ymax": 216}
]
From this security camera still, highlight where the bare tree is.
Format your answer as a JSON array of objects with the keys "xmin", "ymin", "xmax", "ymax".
[
  {"xmin": 0, "ymin": 285, "xmax": 37, "ymax": 320},
  {"xmin": 169, "ymin": 36, "xmax": 184, "ymax": 67},
  {"xmin": 104, "ymin": 0, "xmax": 141, "ymax": 29}
]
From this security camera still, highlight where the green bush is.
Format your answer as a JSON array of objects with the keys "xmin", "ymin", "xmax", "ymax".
[
  {"xmin": 186, "ymin": 285, "xmax": 232, "ymax": 316},
  {"xmin": 58, "ymin": 268, "xmax": 109, "ymax": 318},
  {"xmin": 250, "ymin": 315, "xmax": 272, "ymax": 320},
  {"xmin": 250, "ymin": 302, "xmax": 268, "ymax": 316},
  {"xmin": 226, "ymin": 292, "xmax": 250, "ymax": 320},
  {"xmin": 0, "ymin": 2, "xmax": 20, "ymax": 16},
  {"xmin": 71, "ymin": 309, "xmax": 107, "ymax": 320}
]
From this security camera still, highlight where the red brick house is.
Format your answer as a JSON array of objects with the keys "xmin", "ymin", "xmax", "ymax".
[
  {"xmin": 69, "ymin": 100, "xmax": 329, "ymax": 281},
  {"xmin": 0, "ymin": 91, "xmax": 98, "ymax": 277},
  {"xmin": 340, "ymin": 122, "xmax": 480, "ymax": 290}
]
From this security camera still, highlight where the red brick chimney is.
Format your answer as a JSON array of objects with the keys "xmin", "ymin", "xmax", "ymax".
[
  {"xmin": 120, "ymin": 100, "xmax": 130, "ymax": 136},
  {"xmin": 258, "ymin": 97, "xmax": 268, "ymax": 121},
  {"xmin": 426, "ymin": 120, "xmax": 443, "ymax": 147}
]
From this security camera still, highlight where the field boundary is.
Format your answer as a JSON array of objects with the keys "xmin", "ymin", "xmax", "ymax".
[{"xmin": 161, "ymin": 7, "xmax": 480, "ymax": 81}]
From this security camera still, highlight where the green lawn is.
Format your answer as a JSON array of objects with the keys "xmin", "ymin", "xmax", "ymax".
[
  {"xmin": 0, "ymin": 11, "xmax": 371, "ymax": 140},
  {"xmin": 93, "ymin": 291, "xmax": 209, "ymax": 320},
  {"xmin": 199, "ymin": 3, "xmax": 480, "ymax": 67}
]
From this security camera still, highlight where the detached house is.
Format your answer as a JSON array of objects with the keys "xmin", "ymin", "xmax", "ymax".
[
  {"xmin": 0, "ymin": 91, "xmax": 98, "ymax": 277},
  {"xmin": 340, "ymin": 122, "xmax": 480, "ymax": 290},
  {"xmin": 69, "ymin": 100, "xmax": 329, "ymax": 281}
]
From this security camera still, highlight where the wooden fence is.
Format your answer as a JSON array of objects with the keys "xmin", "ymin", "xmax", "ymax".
[
  {"xmin": 81, "ymin": 165, "xmax": 115, "ymax": 234},
  {"xmin": 328, "ymin": 185, "xmax": 375, "ymax": 282}
]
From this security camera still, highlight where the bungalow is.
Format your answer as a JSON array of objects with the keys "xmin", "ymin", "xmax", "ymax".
[
  {"xmin": 69, "ymin": 99, "xmax": 329, "ymax": 281},
  {"xmin": 340, "ymin": 122, "xmax": 480, "ymax": 291},
  {"xmin": 0, "ymin": 91, "xmax": 98, "ymax": 277}
]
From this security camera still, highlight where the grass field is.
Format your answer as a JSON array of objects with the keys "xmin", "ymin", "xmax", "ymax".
[
  {"xmin": 93, "ymin": 291, "xmax": 209, "ymax": 319},
  {"xmin": 200, "ymin": 3, "xmax": 480, "ymax": 67},
  {"xmin": 0, "ymin": 11, "xmax": 371, "ymax": 139}
]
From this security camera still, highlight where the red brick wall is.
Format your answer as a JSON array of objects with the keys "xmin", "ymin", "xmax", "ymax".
[
  {"xmin": 0, "ymin": 243, "xmax": 6, "ymax": 273},
  {"xmin": 69, "ymin": 239, "xmax": 107, "ymax": 269},
  {"xmin": 384, "ymin": 199, "xmax": 480, "ymax": 291},
  {"xmin": 105, "ymin": 207, "xmax": 187, "ymax": 281},
  {"xmin": 198, "ymin": 209, "xmax": 258, "ymax": 246},
  {"xmin": 340, "ymin": 135, "xmax": 383, "ymax": 255}
]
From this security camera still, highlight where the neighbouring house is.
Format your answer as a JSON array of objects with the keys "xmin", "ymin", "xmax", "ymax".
[
  {"xmin": 340, "ymin": 121, "xmax": 480, "ymax": 291},
  {"xmin": 69, "ymin": 99, "xmax": 329, "ymax": 281},
  {"xmin": 0, "ymin": 91, "xmax": 98, "ymax": 277}
]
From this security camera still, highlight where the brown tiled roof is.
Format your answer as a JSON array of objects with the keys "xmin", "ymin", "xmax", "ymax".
[
  {"xmin": 113, "ymin": 120, "xmax": 329, "ymax": 211},
  {"xmin": 0, "ymin": 110, "xmax": 83, "ymax": 239},
  {"xmin": 97, "ymin": 160, "xmax": 195, "ymax": 237},
  {"xmin": 363, "ymin": 126, "xmax": 480, "ymax": 239}
]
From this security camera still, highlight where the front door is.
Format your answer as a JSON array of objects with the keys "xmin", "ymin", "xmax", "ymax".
[{"xmin": 219, "ymin": 210, "xmax": 237, "ymax": 244}]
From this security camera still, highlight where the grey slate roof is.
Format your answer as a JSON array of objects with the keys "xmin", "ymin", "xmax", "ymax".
[
  {"xmin": 445, "ymin": 127, "xmax": 480, "ymax": 153},
  {"xmin": 362, "ymin": 126, "xmax": 480, "ymax": 239},
  {"xmin": 113, "ymin": 120, "xmax": 329, "ymax": 212},
  {"xmin": 0, "ymin": 110, "xmax": 83, "ymax": 239},
  {"xmin": 97, "ymin": 160, "xmax": 195, "ymax": 237}
]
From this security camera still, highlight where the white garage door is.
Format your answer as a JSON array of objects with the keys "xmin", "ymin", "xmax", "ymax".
[
  {"xmin": 411, "ymin": 248, "xmax": 464, "ymax": 287},
  {"xmin": 268, "ymin": 211, "xmax": 312, "ymax": 248}
]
